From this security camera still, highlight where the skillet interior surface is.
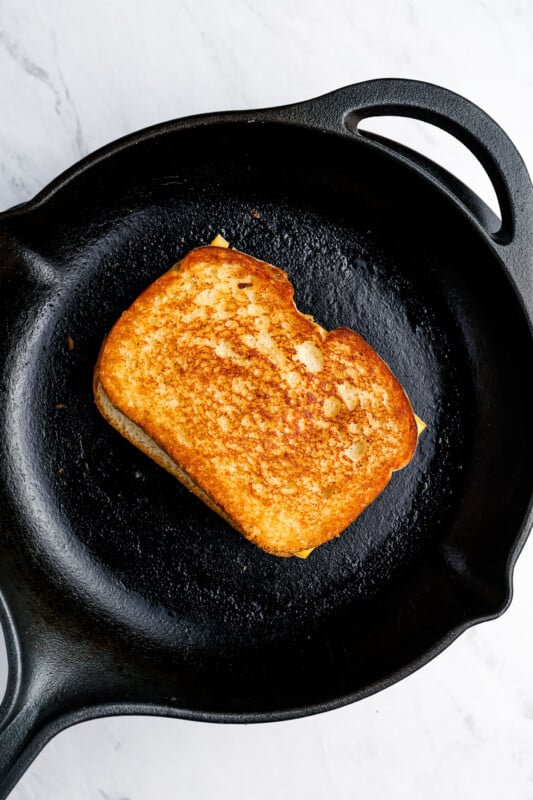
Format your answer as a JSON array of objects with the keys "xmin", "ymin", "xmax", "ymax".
[{"xmin": 1, "ymin": 119, "xmax": 532, "ymax": 713}]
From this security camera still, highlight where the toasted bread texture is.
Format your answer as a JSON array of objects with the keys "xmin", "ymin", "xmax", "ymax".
[{"xmin": 94, "ymin": 244, "xmax": 418, "ymax": 556}]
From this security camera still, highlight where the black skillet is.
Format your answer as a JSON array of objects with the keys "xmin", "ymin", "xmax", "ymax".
[{"xmin": 1, "ymin": 79, "xmax": 532, "ymax": 796}]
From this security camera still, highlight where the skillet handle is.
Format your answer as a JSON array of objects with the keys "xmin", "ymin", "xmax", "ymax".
[
  {"xmin": 0, "ymin": 590, "xmax": 66, "ymax": 799},
  {"xmin": 281, "ymin": 79, "xmax": 533, "ymax": 305},
  {"xmin": 0, "ymin": 599, "xmax": 38, "ymax": 800},
  {"xmin": 0, "ymin": 699, "xmax": 41, "ymax": 800}
]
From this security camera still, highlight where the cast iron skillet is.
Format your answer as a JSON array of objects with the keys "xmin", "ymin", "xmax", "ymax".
[{"xmin": 0, "ymin": 79, "xmax": 532, "ymax": 796}]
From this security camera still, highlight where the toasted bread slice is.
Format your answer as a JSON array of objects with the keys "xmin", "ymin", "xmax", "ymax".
[{"xmin": 94, "ymin": 243, "xmax": 418, "ymax": 556}]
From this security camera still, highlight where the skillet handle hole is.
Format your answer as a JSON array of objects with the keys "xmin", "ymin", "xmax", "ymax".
[
  {"xmin": 0, "ymin": 628, "xmax": 7, "ymax": 708},
  {"xmin": 355, "ymin": 116, "xmax": 502, "ymax": 230}
]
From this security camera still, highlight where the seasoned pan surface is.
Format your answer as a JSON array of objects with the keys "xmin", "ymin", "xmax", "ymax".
[{"xmin": 0, "ymin": 79, "xmax": 532, "ymax": 797}]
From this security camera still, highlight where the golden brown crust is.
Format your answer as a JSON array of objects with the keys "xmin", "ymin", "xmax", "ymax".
[
  {"xmin": 94, "ymin": 377, "xmax": 261, "ymax": 545},
  {"xmin": 95, "ymin": 245, "xmax": 418, "ymax": 556}
]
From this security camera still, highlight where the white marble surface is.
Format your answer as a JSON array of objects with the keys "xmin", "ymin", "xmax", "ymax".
[{"xmin": 1, "ymin": 0, "xmax": 533, "ymax": 797}]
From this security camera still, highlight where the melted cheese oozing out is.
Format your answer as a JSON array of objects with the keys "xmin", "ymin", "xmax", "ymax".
[
  {"xmin": 293, "ymin": 547, "xmax": 315, "ymax": 559},
  {"xmin": 210, "ymin": 233, "xmax": 230, "ymax": 247},
  {"xmin": 414, "ymin": 414, "xmax": 426, "ymax": 435},
  {"xmin": 295, "ymin": 416, "xmax": 427, "ymax": 559},
  {"xmin": 209, "ymin": 234, "xmax": 426, "ymax": 561}
]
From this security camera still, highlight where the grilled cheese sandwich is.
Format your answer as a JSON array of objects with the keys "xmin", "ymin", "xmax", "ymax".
[{"xmin": 95, "ymin": 238, "xmax": 421, "ymax": 557}]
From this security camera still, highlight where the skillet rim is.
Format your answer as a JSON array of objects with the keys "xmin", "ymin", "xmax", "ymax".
[{"xmin": 0, "ymin": 84, "xmax": 532, "ymax": 729}]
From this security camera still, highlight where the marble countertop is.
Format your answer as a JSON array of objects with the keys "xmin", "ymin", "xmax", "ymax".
[{"xmin": 1, "ymin": 1, "xmax": 532, "ymax": 798}]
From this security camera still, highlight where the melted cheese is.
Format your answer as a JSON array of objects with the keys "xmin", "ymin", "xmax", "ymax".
[
  {"xmin": 294, "ymin": 547, "xmax": 315, "ymax": 560},
  {"xmin": 414, "ymin": 414, "xmax": 427, "ymax": 435}
]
